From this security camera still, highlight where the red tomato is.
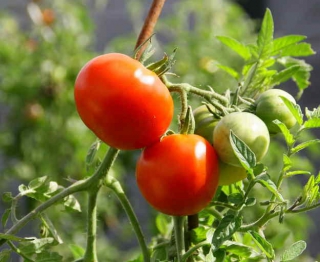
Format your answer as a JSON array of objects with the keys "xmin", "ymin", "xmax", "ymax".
[
  {"xmin": 136, "ymin": 134, "xmax": 219, "ymax": 216},
  {"xmin": 74, "ymin": 53, "xmax": 174, "ymax": 150}
]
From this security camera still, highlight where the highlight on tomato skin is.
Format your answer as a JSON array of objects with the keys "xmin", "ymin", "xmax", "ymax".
[
  {"xmin": 135, "ymin": 134, "xmax": 220, "ymax": 216},
  {"xmin": 74, "ymin": 53, "xmax": 174, "ymax": 150}
]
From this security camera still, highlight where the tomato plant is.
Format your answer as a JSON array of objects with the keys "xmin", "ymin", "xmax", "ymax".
[
  {"xmin": 213, "ymin": 112, "xmax": 270, "ymax": 167},
  {"xmin": 136, "ymin": 134, "xmax": 219, "ymax": 216},
  {"xmin": 74, "ymin": 53, "xmax": 174, "ymax": 150},
  {"xmin": 255, "ymin": 89, "xmax": 297, "ymax": 134}
]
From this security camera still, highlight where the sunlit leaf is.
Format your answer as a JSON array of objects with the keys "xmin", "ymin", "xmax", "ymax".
[
  {"xmin": 257, "ymin": 9, "xmax": 274, "ymax": 58},
  {"xmin": 255, "ymin": 173, "xmax": 284, "ymax": 201},
  {"xmin": 280, "ymin": 96, "xmax": 304, "ymax": 125},
  {"xmin": 217, "ymin": 36, "xmax": 251, "ymax": 60},
  {"xmin": 229, "ymin": 131, "xmax": 256, "ymax": 174},
  {"xmin": 281, "ymin": 240, "xmax": 306, "ymax": 261}
]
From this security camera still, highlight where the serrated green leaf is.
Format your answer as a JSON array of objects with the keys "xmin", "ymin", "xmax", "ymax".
[
  {"xmin": 280, "ymin": 43, "xmax": 315, "ymax": 57},
  {"xmin": 281, "ymin": 240, "xmax": 306, "ymax": 261},
  {"xmin": 303, "ymin": 118, "xmax": 320, "ymax": 129},
  {"xmin": 305, "ymin": 106, "xmax": 320, "ymax": 119},
  {"xmin": 2, "ymin": 192, "xmax": 13, "ymax": 203},
  {"xmin": 270, "ymin": 65, "xmax": 300, "ymax": 86},
  {"xmin": 0, "ymin": 233, "xmax": 34, "ymax": 242},
  {"xmin": 217, "ymin": 36, "xmax": 251, "ymax": 60},
  {"xmin": 249, "ymin": 231, "xmax": 275, "ymax": 259},
  {"xmin": 63, "ymin": 195, "xmax": 81, "ymax": 212},
  {"xmin": 229, "ymin": 131, "xmax": 256, "ymax": 174},
  {"xmin": 86, "ymin": 139, "xmax": 101, "ymax": 169},
  {"xmin": 155, "ymin": 214, "xmax": 173, "ymax": 237},
  {"xmin": 1, "ymin": 209, "xmax": 11, "ymax": 228},
  {"xmin": 280, "ymin": 96, "xmax": 304, "ymax": 125},
  {"xmin": 217, "ymin": 64, "xmax": 240, "ymax": 80},
  {"xmin": 255, "ymin": 173, "xmax": 284, "ymax": 201},
  {"xmin": 278, "ymin": 57, "xmax": 312, "ymax": 91},
  {"xmin": 291, "ymin": 139, "xmax": 320, "ymax": 154},
  {"xmin": 212, "ymin": 215, "xmax": 242, "ymax": 248},
  {"xmin": 18, "ymin": 237, "xmax": 55, "ymax": 256},
  {"xmin": 28, "ymin": 176, "xmax": 49, "ymax": 190},
  {"xmin": 272, "ymin": 35, "xmax": 306, "ymax": 55},
  {"xmin": 257, "ymin": 9, "xmax": 274, "ymax": 58},
  {"xmin": 228, "ymin": 193, "xmax": 244, "ymax": 205},
  {"xmin": 283, "ymin": 154, "xmax": 292, "ymax": 171},
  {"xmin": 272, "ymin": 120, "xmax": 295, "ymax": 146}
]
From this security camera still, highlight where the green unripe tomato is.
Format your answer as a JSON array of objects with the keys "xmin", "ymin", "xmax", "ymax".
[
  {"xmin": 213, "ymin": 112, "xmax": 270, "ymax": 167},
  {"xmin": 255, "ymin": 89, "xmax": 297, "ymax": 134},
  {"xmin": 218, "ymin": 160, "xmax": 247, "ymax": 186},
  {"xmin": 193, "ymin": 105, "xmax": 219, "ymax": 144}
]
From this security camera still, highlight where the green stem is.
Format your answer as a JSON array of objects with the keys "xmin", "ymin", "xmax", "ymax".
[
  {"xmin": 181, "ymin": 241, "xmax": 209, "ymax": 262},
  {"xmin": 210, "ymin": 201, "xmax": 238, "ymax": 211},
  {"xmin": 162, "ymin": 76, "xmax": 229, "ymax": 106},
  {"xmin": 173, "ymin": 216, "xmax": 185, "ymax": 262},
  {"xmin": 8, "ymin": 241, "xmax": 35, "ymax": 262},
  {"xmin": 0, "ymin": 147, "xmax": 119, "ymax": 247},
  {"xmin": 84, "ymin": 189, "xmax": 100, "ymax": 262},
  {"xmin": 104, "ymin": 176, "xmax": 150, "ymax": 262},
  {"xmin": 205, "ymin": 207, "xmax": 223, "ymax": 220},
  {"xmin": 287, "ymin": 202, "xmax": 320, "ymax": 213}
]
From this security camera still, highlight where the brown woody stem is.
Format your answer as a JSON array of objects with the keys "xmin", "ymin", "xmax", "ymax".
[{"xmin": 134, "ymin": 0, "xmax": 166, "ymax": 59}]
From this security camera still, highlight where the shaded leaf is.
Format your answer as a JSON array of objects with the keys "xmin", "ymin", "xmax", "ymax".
[
  {"xmin": 212, "ymin": 215, "xmax": 242, "ymax": 248},
  {"xmin": 249, "ymin": 231, "xmax": 275, "ymax": 259}
]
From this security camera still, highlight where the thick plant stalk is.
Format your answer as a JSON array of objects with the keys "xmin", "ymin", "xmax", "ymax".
[
  {"xmin": 84, "ymin": 189, "xmax": 100, "ymax": 262},
  {"xmin": 174, "ymin": 216, "xmax": 185, "ymax": 262},
  {"xmin": 134, "ymin": 0, "xmax": 167, "ymax": 59}
]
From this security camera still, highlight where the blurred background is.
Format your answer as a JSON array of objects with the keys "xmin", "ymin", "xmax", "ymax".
[{"xmin": 0, "ymin": 0, "xmax": 319, "ymax": 261}]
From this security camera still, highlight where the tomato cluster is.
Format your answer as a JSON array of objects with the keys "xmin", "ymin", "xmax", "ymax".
[
  {"xmin": 74, "ymin": 52, "xmax": 296, "ymax": 215},
  {"xmin": 193, "ymin": 88, "xmax": 297, "ymax": 186}
]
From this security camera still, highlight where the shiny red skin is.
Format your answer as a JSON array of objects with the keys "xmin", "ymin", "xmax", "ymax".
[
  {"xmin": 136, "ymin": 134, "xmax": 220, "ymax": 216},
  {"xmin": 74, "ymin": 53, "xmax": 174, "ymax": 150}
]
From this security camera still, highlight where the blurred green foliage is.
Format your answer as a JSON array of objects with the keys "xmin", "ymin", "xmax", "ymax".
[{"xmin": 0, "ymin": 0, "xmax": 318, "ymax": 261}]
